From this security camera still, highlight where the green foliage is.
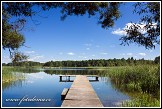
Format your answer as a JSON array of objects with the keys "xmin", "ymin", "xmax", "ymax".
[
  {"xmin": 43, "ymin": 58, "xmax": 155, "ymax": 67},
  {"xmin": 2, "ymin": 63, "xmax": 7, "ymax": 66},
  {"xmin": 120, "ymin": 2, "xmax": 160, "ymax": 49},
  {"xmin": 2, "ymin": 31, "xmax": 25, "ymax": 50},
  {"xmin": 107, "ymin": 65, "xmax": 160, "ymax": 95},
  {"xmin": 2, "ymin": 10, "xmax": 25, "ymax": 51},
  {"xmin": 4, "ymin": 56, "xmax": 159, "ymax": 69},
  {"xmin": 9, "ymin": 61, "xmax": 43, "ymax": 67},
  {"xmin": 11, "ymin": 52, "xmax": 29, "ymax": 64},
  {"xmin": 154, "ymin": 56, "xmax": 160, "ymax": 64},
  {"xmin": 2, "ymin": 66, "xmax": 41, "ymax": 74},
  {"xmin": 60, "ymin": 2, "xmax": 121, "ymax": 29},
  {"xmin": 2, "ymin": 5, "xmax": 27, "ymax": 63},
  {"xmin": 106, "ymin": 65, "xmax": 160, "ymax": 107},
  {"xmin": 122, "ymin": 93, "xmax": 160, "ymax": 107}
]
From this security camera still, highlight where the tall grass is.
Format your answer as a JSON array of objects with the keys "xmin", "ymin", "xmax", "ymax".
[
  {"xmin": 122, "ymin": 93, "xmax": 160, "ymax": 107},
  {"xmin": 2, "ymin": 66, "xmax": 40, "ymax": 89},
  {"xmin": 2, "ymin": 67, "xmax": 26, "ymax": 90},
  {"xmin": 106, "ymin": 65, "xmax": 160, "ymax": 107},
  {"xmin": 2, "ymin": 66, "xmax": 25, "ymax": 83}
]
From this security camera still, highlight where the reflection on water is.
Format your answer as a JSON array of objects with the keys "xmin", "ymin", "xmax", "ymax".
[
  {"xmin": 91, "ymin": 76, "xmax": 130, "ymax": 107},
  {"xmin": 2, "ymin": 72, "xmax": 26, "ymax": 90},
  {"xmin": 44, "ymin": 69, "xmax": 100, "ymax": 75},
  {"xmin": 2, "ymin": 68, "xmax": 130, "ymax": 107},
  {"xmin": 3, "ymin": 79, "xmax": 24, "ymax": 90}
]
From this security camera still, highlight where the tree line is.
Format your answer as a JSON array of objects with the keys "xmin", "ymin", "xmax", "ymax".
[
  {"xmin": 2, "ymin": 61, "xmax": 43, "ymax": 67},
  {"xmin": 3, "ymin": 56, "xmax": 160, "ymax": 67},
  {"xmin": 43, "ymin": 57, "xmax": 160, "ymax": 67}
]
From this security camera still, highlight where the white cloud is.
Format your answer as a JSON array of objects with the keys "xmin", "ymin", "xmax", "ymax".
[
  {"xmin": 127, "ymin": 53, "xmax": 133, "ymax": 56},
  {"xmin": 27, "ymin": 59, "xmax": 33, "ymax": 61},
  {"xmin": 67, "ymin": 52, "xmax": 75, "ymax": 55},
  {"xmin": 138, "ymin": 53, "xmax": 146, "ymax": 56},
  {"xmin": 153, "ymin": 43, "xmax": 157, "ymax": 45},
  {"xmin": 124, "ymin": 23, "xmax": 147, "ymax": 34},
  {"xmin": 28, "ymin": 55, "xmax": 44, "ymax": 61},
  {"xmin": 100, "ymin": 52, "xmax": 108, "ymax": 55},
  {"xmin": 92, "ymin": 55, "xmax": 95, "ymax": 57},
  {"xmin": 112, "ymin": 28, "xmax": 127, "ymax": 36},
  {"xmin": 112, "ymin": 22, "xmax": 157, "ymax": 36},
  {"xmin": 25, "ymin": 51, "xmax": 35, "ymax": 54}
]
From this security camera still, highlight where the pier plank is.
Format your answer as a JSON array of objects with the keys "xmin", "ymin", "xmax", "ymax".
[{"xmin": 61, "ymin": 75, "xmax": 103, "ymax": 107}]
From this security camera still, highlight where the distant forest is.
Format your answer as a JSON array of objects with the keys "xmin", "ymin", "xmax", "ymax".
[{"xmin": 3, "ymin": 56, "xmax": 160, "ymax": 67}]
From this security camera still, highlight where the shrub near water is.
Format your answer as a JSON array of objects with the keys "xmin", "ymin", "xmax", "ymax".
[{"xmin": 107, "ymin": 65, "xmax": 160, "ymax": 107}]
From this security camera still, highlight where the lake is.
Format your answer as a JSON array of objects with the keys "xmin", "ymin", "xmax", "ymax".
[{"xmin": 2, "ymin": 68, "xmax": 130, "ymax": 107}]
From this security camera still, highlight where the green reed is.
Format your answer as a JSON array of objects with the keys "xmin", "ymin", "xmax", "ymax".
[
  {"xmin": 122, "ymin": 93, "xmax": 160, "ymax": 107},
  {"xmin": 106, "ymin": 65, "xmax": 160, "ymax": 107},
  {"xmin": 2, "ymin": 66, "xmax": 26, "ymax": 83},
  {"xmin": 2, "ymin": 66, "xmax": 40, "ymax": 84}
]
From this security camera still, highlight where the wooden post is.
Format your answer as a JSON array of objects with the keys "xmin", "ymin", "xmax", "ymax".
[
  {"xmin": 61, "ymin": 88, "xmax": 69, "ymax": 100},
  {"xmin": 68, "ymin": 76, "xmax": 70, "ymax": 81},
  {"xmin": 60, "ymin": 76, "xmax": 62, "ymax": 81},
  {"xmin": 96, "ymin": 76, "xmax": 99, "ymax": 81}
]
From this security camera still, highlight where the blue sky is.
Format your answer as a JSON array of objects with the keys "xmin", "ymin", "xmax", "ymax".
[{"xmin": 2, "ymin": 2, "xmax": 160, "ymax": 63}]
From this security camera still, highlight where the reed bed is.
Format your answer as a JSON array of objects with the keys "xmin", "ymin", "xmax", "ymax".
[{"xmin": 106, "ymin": 65, "xmax": 160, "ymax": 107}]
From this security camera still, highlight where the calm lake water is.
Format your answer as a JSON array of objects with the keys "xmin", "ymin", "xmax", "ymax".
[{"xmin": 2, "ymin": 69, "xmax": 130, "ymax": 107}]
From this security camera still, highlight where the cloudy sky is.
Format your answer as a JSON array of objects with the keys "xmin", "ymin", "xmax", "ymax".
[{"xmin": 2, "ymin": 2, "xmax": 160, "ymax": 63}]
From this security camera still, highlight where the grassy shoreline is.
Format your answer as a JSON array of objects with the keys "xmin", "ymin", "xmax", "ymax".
[
  {"xmin": 106, "ymin": 65, "xmax": 160, "ymax": 107},
  {"xmin": 3, "ymin": 65, "xmax": 139, "ymax": 69}
]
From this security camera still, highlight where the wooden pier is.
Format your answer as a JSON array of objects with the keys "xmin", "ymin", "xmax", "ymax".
[
  {"xmin": 61, "ymin": 75, "xmax": 103, "ymax": 107},
  {"xmin": 59, "ymin": 75, "xmax": 99, "ymax": 82}
]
